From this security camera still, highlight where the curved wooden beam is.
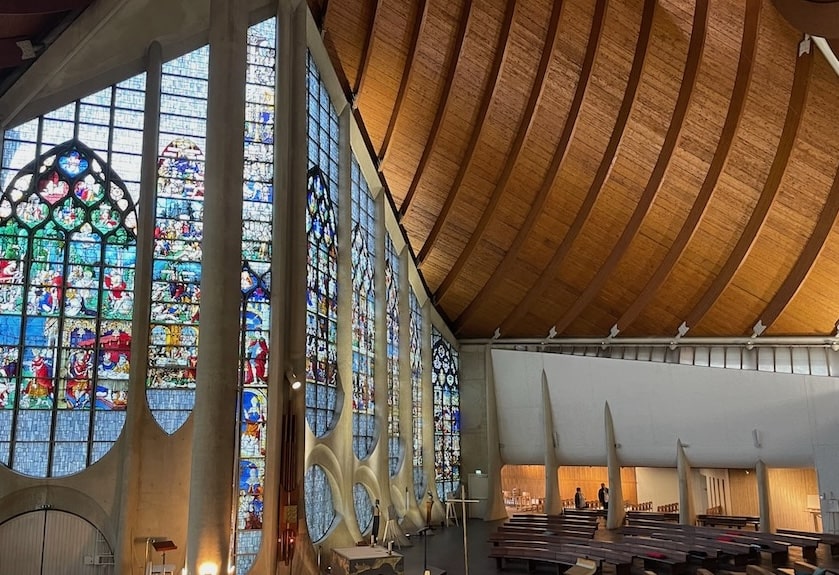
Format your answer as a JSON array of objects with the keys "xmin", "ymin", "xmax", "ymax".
[
  {"xmin": 434, "ymin": 0, "xmax": 569, "ymax": 303},
  {"xmin": 353, "ymin": 0, "xmax": 383, "ymax": 107},
  {"xmin": 318, "ymin": 0, "xmax": 330, "ymax": 30},
  {"xmin": 758, "ymin": 165, "xmax": 839, "ymax": 332},
  {"xmin": 453, "ymin": 0, "xmax": 607, "ymax": 334},
  {"xmin": 500, "ymin": 0, "xmax": 657, "ymax": 335},
  {"xmin": 683, "ymin": 49, "xmax": 814, "ymax": 332},
  {"xmin": 399, "ymin": 0, "xmax": 474, "ymax": 219},
  {"xmin": 415, "ymin": 0, "xmax": 518, "ymax": 265},
  {"xmin": 773, "ymin": 0, "xmax": 839, "ymax": 37},
  {"xmin": 615, "ymin": 0, "xmax": 760, "ymax": 335},
  {"xmin": 0, "ymin": 0, "xmax": 89, "ymax": 14},
  {"xmin": 378, "ymin": 0, "xmax": 429, "ymax": 170},
  {"xmin": 551, "ymin": 0, "xmax": 708, "ymax": 336}
]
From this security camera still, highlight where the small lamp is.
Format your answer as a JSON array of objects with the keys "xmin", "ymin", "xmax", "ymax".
[{"xmin": 286, "ymin": 368, "xmax": 302, "ymax": 390}]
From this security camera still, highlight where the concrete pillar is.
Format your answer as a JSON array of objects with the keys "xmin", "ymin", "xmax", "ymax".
[
  {"xmin": 677, "ymin": 439, "xmax": 695, "ymax": 526},
  {"xmin": 373, "ymin": 190, "xmax": 391, "ymax": 530},
  {"xmin": 756, "ymin": 459, "xmax": 771, "ymax": 532},
  {"xmin": 542, "ymin": 371, "xmax": 561, "ymax": 515},
  {"xmin": 114, "ymin": 40, "xmax": 161, "ymax": 575},
  {"xmin": 484, "ymin": 345, "xmax": 507, "ymax": 520},
  {"xmin": 185, "ymin": 0, "xmax": 246, "ymax": 572},
  {"xmin": 605, "ymin": 402, "xmax": 625, "ymax": 529}
]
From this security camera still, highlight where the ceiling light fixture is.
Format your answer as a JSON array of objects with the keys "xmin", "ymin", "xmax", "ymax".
[{"xmin": 286, "ymin": 368, "xmax": 302, "ymax": 390}]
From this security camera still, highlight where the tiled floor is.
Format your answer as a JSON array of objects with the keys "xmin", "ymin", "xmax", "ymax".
[{"xmin": 392, "ymin": 518, "xmax": 839, "ymax": 575}]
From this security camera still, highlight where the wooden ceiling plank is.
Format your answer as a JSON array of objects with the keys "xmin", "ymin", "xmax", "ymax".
[
  {"xmin": 353, "ymin": 0, "xmax": 383, "ymax": 106},
  {"xmin": 615, "ymin": 0, "xmax": 760, "ymax": 336},
  {"xmin": 500, "ymin": 0, "xmax": 657, "ymax": 336},
  {"xmin": 550, "ymin": 0, "xmax": 709, "ymax": 336},
  {"xmin": 757, "ymin": 162, "xmax": 839, "ymax": 333},
  {"xmin": 415, "ymin": 0, "xmax": 517, "ymax": 266},
  {"xmin": 0, "ymin": 0, "xmax": 89, "ymax": 15},
  {"xmin": 398, "ymin": 0, "xmax": 473, "ymax": 219},
  {"xmin": 454, "ymin": 0, "xmax": 607, "ymax": 335},
  {"xmin": 683, "ymin": 49, "xmax": 814, "ymax": 333},
  {"xmin": 433, "ymin": 0, "xmax": 569, "ymax": 303},
  {"xmin": 377, "ymin": 0, "xmax": 429, "ymax": 170}
]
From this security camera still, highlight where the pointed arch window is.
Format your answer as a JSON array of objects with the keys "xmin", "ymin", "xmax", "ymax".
[
  {"xmin": 0, "ymin": 140, "xmax": 138, "ymax": 477},
  {"xmin": 147, "ymin": 46, "xmax": 209, "ymax": 435},
  {"xmin": 233, "ymin": 17, "xmax": 276, "ymax": 575},
  {"xmin": 410, "ymin": 289, "xmax": 425, "ymax": 502},
  {"xmin": 432, "ymin": 327, "xmax": 460, "ymax": 502},
  {"xmin": 385, "ymin": 235, "xmax": 401, "ymax": 476},
  {"xmin": 350, "ymin": 157, "xmax": 376, "ymax": 460}
]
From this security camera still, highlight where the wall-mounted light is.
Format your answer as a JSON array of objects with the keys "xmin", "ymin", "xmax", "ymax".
[
  {"xmin": 286, "ymin": 368, "xmax": 302, "ymax": 390},
  {"xmin": 199, "ymin": 561, "xmax": 218, "ymax": 575}
]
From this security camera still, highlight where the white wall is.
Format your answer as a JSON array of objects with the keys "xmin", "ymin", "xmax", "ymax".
[{"xmin": 636, "ymin": 467, "xmax": 679, "ymax": 509}]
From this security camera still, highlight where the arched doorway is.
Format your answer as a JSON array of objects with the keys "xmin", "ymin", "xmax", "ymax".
[{"xmin": 0, "ymin": 509, "xmax": 113, "ymax": 575}]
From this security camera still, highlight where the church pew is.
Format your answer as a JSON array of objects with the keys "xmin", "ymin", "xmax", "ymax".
[
  {"xmin": 777, "ymin": 528, "xmax": 839, "ymax": 556},
  {"xmin": 488, "ymin": 544, "xmax": 595, "ymax": 574},
  {"xmin": 625, "ymin": 511, "xmax": 680, "ymax": 524}
]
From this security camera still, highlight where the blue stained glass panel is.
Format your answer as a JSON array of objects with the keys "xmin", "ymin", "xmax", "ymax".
[
  {"xmin": 51, "ymin": 441, "xmax": 88, "ymax": 476},
  {"xmin": 432, "ymin": 328, "xmax": 461, "ymax": 503},
  {"xmin": 93, "ymin": 410, "xmax": 126, "ymax": 441},
  {"xmin": 90, "ymin": 441, "xmax": 112, "ymax": 464},
  {"xmin": 12, "ymin": 441, "xmax": 48, "ymax": 476},
  {"xmin": 304, "ymin": 465, "xmax": 337, "ymax": 542},
  {"xmin": 55, "ymin": 411, "xmax": 90, "ymax": 441},
  {"xmin": 410, "ymin": 289, "xmax": 425, "ymax": 502},
  {"xmin": 353, "ymin": 483, "xmax": 373, "ymax": 534}
]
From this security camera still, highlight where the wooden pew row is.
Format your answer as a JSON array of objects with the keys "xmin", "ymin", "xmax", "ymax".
[
  {"xmin": 625, "ymin": 511, "xmax": 681, "ymax": 524},
  {"xmin": 488, "ymin": 544, "xmax": 596, "ymax": 574},
  {"xmin": 496, "ymin": 524, "xmax": 598, "ymax": 539},
  {"xmin": 620, "ymin": 525, "xmax": 761, "ymax": 565},
  {"xmin": 563, "ymin": 508, "xmax": 608, "ymax": 519},
  {"xmin": 488, "ymin": 534, "xmax": 633, "ymax": 575},
  {"xmin": 777, "ymin": 528, "xmax": 839, "ymax": 556},
  {"xmin": 625, "ymin": 520, "xmax": 819, "ymax": 563},
  {"xmin": 696, "ymin": 514, "xmax": 760, "ymax": 530},
  {"xmin": 511, "ymin": 512, "xmax": 599, "ymax": 525}
]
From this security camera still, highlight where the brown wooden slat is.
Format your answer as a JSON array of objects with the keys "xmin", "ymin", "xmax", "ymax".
[
  {"xmin": 683, "ymin": 49, "xmax": 814, "ymax": 333},
  {"xmin": 353, "ymin": 0, "xmax": 383, "ymax": 106},
  {"xmin": 550, "ymin": 0, "xmax": 709, "ymax": 336},
  {"xmin": 433, "ymin": 0, "xmax": 569, "ymax": 302},
  {"xmin": 757, "ymin": 168, "xmax": 839, "ymax": 332},
  {"xmin": 377, "ymin": 0, "xmax": 429, "ymax": 170},
  {"xmin": 415, "ymin": 0, "xmax": 518, "ymax": 265},
  {"xmin": 500, "ymin": 0, "xmax": 657, "ymax": 336},
  {"xmin": 0, "ymin": 0, "xmax": 89, "ymax": 14},
  {"xmin": 615, "ymin": 0, "xmax": 760, "ymax": 335},
  {"xmin": 398, "ymin": 0, "xmax": 473, "ymax": 219},
  {"xmin": 453, "ymin": 0, "xmax": 607, "ymax": 334}
]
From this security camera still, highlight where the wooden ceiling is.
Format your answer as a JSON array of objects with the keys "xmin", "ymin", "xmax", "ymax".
[{"xmin": 313, "ymin": 0, "xmax": 839, "ymax": 340}]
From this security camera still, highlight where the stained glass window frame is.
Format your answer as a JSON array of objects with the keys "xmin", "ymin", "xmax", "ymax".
[
  {"xmin": 350, "ymin": 156, "xmax": 376, "ymax": 461},
  {"xmin": 410, "ymin": 288, "xmax": 425, "ymax": 502},
  {"xmin": 432, "ymin": 326, "xmax": 460, "ymax": 503},
  {"xmin": 385, "ymin": 235, "xmax": 401, "ymax": 477},
  {"xmin": 304, "ymin": 464, "xmax": 338, "ymax": 543}
]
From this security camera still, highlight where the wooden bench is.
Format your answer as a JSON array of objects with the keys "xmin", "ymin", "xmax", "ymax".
[
  {"xmin": 496, "ymin": 524, "xmax": 597, "ymax": 539},
  {"xmin": 777, "ymin": 528, "xmax": 839, "ymax": 556},
  {"xmin": 488, "ymin": 533, "xmax": 631, "ymax": 575},
  {"xmin": 563, "ymin": 508, "xmax": 608, "ymax": 519},
  {"xmin": 488, "ymin": 544, "xmax": 595, "ymax": 574},
  {"xmin": 625, "ymin": 511, "xmax": 680, "ymax": 524},
  {"xmin": 620, "ymin": 526, "xmax": 760, "ymax": 566},
  {"xmin": 696, "ymin": 514, "xmax": 760, "ymax": 530}
]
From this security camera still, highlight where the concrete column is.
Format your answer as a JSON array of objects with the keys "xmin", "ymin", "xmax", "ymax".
[
  {"xmin": 542, "ymin": 371, "xmax": 561, "ymax": 515},
  {"xmin": 185, "ymin": 0, "xmax": 246, "ymax": 572},
  {"xmin": 677, "ymin": 439, "xmax": 695, "ymax": 526},
  {"xmin": 114, "ymin": 40, "xmax": 161, "ymax": 575},
  {"xmin": 397, "ymin": 247, "xmax": 415, "ymax": 524},
  {"xmin": 756, "ymin": 459, "xmax": 771, "ymax": 532},
  {"xmin": 373, "ymin": 190, "xmax": 391, "ymax": 530},
  {"xmin": 422, "ymin": 305, "xmax": 442, "ymax": 520},
  {"xmin": 605, "ymin": 402, "xmax": 625, "ymax": 529},
  {"xmin": 484, "ymin": 345, "xmax": 507, "ymax": 520}
]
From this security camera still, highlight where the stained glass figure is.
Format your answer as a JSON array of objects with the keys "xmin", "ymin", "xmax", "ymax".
[
  {"xmin": 305, "ymin": 51, "xmax": 340, "ymax": 439},
  {"xmin": 147, "ymin": 45, "xmax": 209, "ymax": 435},
  {"xmin": 385, "ymin": 236, "xmax": 401, "ymax": 477},
  {"xmin": 432, "ymin": 327, "xmax": 460, "ymax": 503},
  {"xmin": 304, "ymin": 464, "xmax": 337, "ymax": 542},
  {"xmin": 350, "ymin": 157, "xmax": 376, "ymax": 461},
  {"xmin": 0, "ymin": 139, "xmax": 138, "ymax": 478},
  {"xmin": 410, "ymin": 289, "xmax": 425, "ymax": 502},
  {"xmin": 305, "ymin": 167, "xmax": 338, "ymax": 437},
  {"xmin": 234, "ymin": 17, "xmax": 275, "ymax": 575}
]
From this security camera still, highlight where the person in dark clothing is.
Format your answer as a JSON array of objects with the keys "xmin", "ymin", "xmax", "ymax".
[
  {"xmin": 598, "ymin": 483, "xmax": 609, "ymax": 510},
  {"xmin": 574, "ymin": 487, "xmax": 588, "ymax": 509}
]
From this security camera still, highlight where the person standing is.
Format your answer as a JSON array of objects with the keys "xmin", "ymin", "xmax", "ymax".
[
  {"xmin": 574, "ymin": 487, "xmax": 587, "ymax": 509},
  {"xmin": 598, "ymin": 483, "xmax": 609, "ymax": 510}
]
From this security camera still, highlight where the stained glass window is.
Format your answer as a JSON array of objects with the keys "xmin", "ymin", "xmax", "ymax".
[
  {"xmin": 147, "ymin": 46, "xmax": 209, "ymax": 435},
  {"xmin": 353, "ymin": 482, "xmax": 374, "ymax": 535},
  {"xmin": 0, "ymin": 72, "xmax": 144, "ymax": 477},
  {"xmin": 304, "ymin": 464, "xmax": 337, "ymax": 542},
  {"xmin": 305, "ymin": 52, "xmax": 339, "ymax": 438},
  {"xmin": 350, "ymin": 157, "xmax": 376, "ymax": 461},
  {"xmin": 410, "ymin": 289, "xmax": 425, "ymax": 502},
  {"xmin": 386, "ymin": 236, "xmax": 401, "ymax": 476},
  {"xmin": 432, "ymin": 327, "xmax": 460, "ymax": 502},
  {"xmin": 234, "ymin": 18, "xmax": 275, "ymax": 575}
]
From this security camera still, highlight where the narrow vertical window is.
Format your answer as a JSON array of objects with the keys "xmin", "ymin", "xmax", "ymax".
[
  {"xmin": 410, "ymin": 289, "xmax": 425, "ymax": 501},
  {"xmin": 147, "ymin": 46, "xmax": 209, "ymax": 434},
  {"xmin": 385, "ymin": 235, "xmax": 401, "ymax": 476},
  {"xmin": 432, "ymin": 327, "xmax": 460, "ymax": 502},
  {"xmin": 350, "ymin": 157, "xmax": 375, "ymax": 460},
  {"xmin": 304, "ymin": 464, "xmax": 337, "ymax": 542},
  {"xmin": 0, "ymin": 75, "xmax": 144, "ymax": 478},
  {"xmin": 305, "ymin": 53, "xmax": 340, "ymax": 437},
  {"xmin": 234, "ymin": 18, "xmax": 275, "ymax": 575}
]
